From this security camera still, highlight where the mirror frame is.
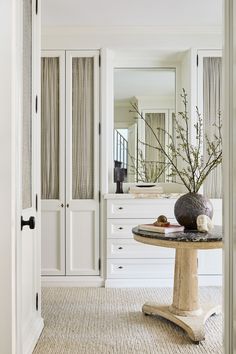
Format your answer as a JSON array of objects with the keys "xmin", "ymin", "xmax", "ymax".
[
  {"xmin": 106, "ymin": 49, "xmax": 183, "ymax": 194},
  {"xmin": 110, "ymin": 63, "xmax": 180, "ymax": 192}
]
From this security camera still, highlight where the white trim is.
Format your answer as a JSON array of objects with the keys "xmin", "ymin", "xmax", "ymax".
[
  {"xmin": 105, "ymin": 276, "xmax": 222, "ymax": 288},
  {"xmin": 15, "ymin": 0, "xmax": 23, "ymax": 352},
  {"xmin": 42, "ymin": 26, "xmax": 223, "ymax": 36},
  {"xmin": 100, "ymin": 49, "xmax": 114, "ymax": 282},
  {"xmin": 22, "ymin": 317, "xmax": 44, "ymax": 354},
  {"xmin": 0, "ymin": 0, "xmax": 19, "ymax": 351},
  {"xmin": 41, "ymin": 276, "xmax": 104, "ymax": 287},
  {"xmin": 108, "ymin": 60, "xmax": 180, "ymax": 192},
  {"xmin": 224, "ymin": 0, "xmax": 236, "ymax": 353}
]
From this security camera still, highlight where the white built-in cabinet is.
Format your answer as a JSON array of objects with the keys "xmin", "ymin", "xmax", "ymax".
[
  {"xmin": 41, "ymin": 50, "xmax": 100, "ymax": 277},
  {"xmin": 105, "ymin": 195, "xmax": 222, "ymax": 287}
]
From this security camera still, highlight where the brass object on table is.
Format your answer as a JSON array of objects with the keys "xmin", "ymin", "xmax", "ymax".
[{"xmin": 153, "ymin": 215, "xmax": 170, "ymax": 227}]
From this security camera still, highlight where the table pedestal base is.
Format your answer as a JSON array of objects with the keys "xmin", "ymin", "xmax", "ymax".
[{"xmin": 142, "ymin": 302, "xmax": 221, "ymax": 342}]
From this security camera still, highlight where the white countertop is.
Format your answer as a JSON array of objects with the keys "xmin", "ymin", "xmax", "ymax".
[{"xmin": 104, "ymin": 193, "xmax": 182, "ymax": 200}]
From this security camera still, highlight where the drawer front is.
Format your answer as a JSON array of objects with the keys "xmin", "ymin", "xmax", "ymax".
[
  {"xmin": 107, "ymin": 258, "xmax": 174, "ymax": 279},
  {"xmin": 107, "ymin": 218, "xmax": 163, "ymax": 238},
  {"xmin": 107, "ymin": 199, "xmax": 176, "ymax": 219},
  {"xmin": 107, "ymin": 218, "xmax": 177, "ymax": 238},
  {"xmin": 107, "ymin": 239, "xmax": 175, "ymax": 259},
  {"xmin": 198, "ymin": 249, "xmax": 222, "ymax": 275}
]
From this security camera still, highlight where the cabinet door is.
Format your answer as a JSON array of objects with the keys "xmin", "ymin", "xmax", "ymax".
[
  {"xmin": 41, "ymin": 51, "xmax": 66, "ymax": 275},
  {"xmin": 66, "ymin": 51, "xmax": 100, "ymax": 275}
]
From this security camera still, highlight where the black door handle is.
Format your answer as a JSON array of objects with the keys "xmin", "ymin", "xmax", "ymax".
[{"xmin": 21, "ymin": 216, "xmax": 35, "ymax": 230}]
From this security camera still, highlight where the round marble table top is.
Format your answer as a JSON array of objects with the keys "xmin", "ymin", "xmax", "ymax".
[{"xmin": 132, "ymin": 225, "xmax": 223, "ymax": 250}]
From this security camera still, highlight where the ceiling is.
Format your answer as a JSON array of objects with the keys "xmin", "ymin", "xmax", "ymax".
[
  {"xmin": 42, "ymin": 0, "xmax": 222, "ymax": 28},
  {"xmin": 114, "ymin": 68, "xmax": 175, "ymax": 102}
]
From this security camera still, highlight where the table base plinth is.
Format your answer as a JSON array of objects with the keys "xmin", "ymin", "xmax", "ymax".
[{"xmin": 142, "ymin": 302, "xmax": 221, "ymax": 342}]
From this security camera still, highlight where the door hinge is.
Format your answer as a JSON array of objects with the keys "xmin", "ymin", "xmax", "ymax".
[
  {"xmin": 35, "ymin": 95, "xmax": 38, "ymax": 114},
  {"xmin": 35, "ymin": 0, "xmax": 38, "ymax": 15},
  {"xmin": 98, "ymin": 258, "xmax": 101, "ymax": 270},
  {"xmin": 98, "ymin": 122, "xmax": 101, "ymax": 135},
  {"xmin": 99, "ymin": 55, "xmax": 101, "ymax": 67},
  {"xmin": 36, "ymin": 292, "xmax": 39, "ymax": 311},
  {"xmin": 98, "ymin": 190, "xmax": 101, "ymax": 202},
  {"xmin": 196, "ymin": 54, "xmax": 199, "ymax": 67},
  {"xmin": 35, "ymin": 194, "xmax": 38, "ymax": 212}
]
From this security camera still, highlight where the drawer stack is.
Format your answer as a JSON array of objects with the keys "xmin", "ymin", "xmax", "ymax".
[{"xmin": 106, "ymin": 198, "xmax": 176, "ymax": 286}]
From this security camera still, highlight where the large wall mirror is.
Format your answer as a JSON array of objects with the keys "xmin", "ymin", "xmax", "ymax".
[{"xmin": 114, "ymin": 67, "xmax": 176, "ymax": 183}]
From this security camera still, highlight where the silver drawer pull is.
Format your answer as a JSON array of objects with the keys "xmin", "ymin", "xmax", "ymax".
[
  {"xmin": 118, "ymin": 207, "xmax": 123, "ymax": 210},
  {"xmin": 118, "ymin": 266, "xmax": 123, "ymax": 269},
  {"xmin": 118, "ymin": 247, "xmax": 123, "ymax": 250},
  {"xmin": 118, "ymin": 227, "xmax": 123, "ymax": 230}
]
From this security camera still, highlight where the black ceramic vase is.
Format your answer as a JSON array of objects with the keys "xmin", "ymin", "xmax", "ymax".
[{"xmin": 174, "ymin": 193, "xmax": 213, "ymax": 230}]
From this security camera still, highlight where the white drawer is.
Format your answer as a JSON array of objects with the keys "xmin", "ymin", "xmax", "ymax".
[
  {"xmin": 107, "ymin": 218, "xmax": 163, "ymax": 238},
  {"xmin": 107, "ymin": 239, "xmax": 175, "ymax": 259},
  {"xmin": 107, "ymin": 199, "xmax": 176, "ymax": 219},
  {"xmin": 107, "ymin": 218, "xmax": 177, "ymax": 238},
  {"xmin": 198, "ymin": 249, "xmax": 222, "ymax": 275},
  {"xmin": 107, "ymin": 258, "xmax": 174, "ymax": 279}
]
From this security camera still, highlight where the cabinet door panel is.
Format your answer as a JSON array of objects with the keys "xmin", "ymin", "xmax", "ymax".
[
  {"xmin": 66, "ymin": 206, "xmax": 99, "ymax": 275},
  {"xmin": 41, "ymin": 203, "xmax": 65, "ymax": 275},
  {"xmin": 41, "ymin": 51, "xmax": 65, "ymax": 276},
  {"xmin": 66, "ymin": 51, "xmax": 100, "ymax": 276}
]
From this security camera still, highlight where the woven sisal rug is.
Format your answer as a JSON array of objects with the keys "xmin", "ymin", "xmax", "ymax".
[{"xmin": 33, "ymin": 287, "xmax": 222, "ymax": 354}]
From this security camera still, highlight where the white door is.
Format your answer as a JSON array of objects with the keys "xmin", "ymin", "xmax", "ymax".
[
  {"xmin": 66, "ymin": 51, "xmax": 100, "ymax": 275},
  {"xmin": 41, "ymin": 51, "xmax": 66, "ymax": 275},
  {"xmin": 18, "ymin": 0, "xmax": 43, "ymax": 352}
]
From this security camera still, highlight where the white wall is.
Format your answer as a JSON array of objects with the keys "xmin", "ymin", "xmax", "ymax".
[
  {"xmin": 42, "ymin": 26, "xmax": 222, "ymax": 50},
  {"xmin": 114, "ymin": 105, "xmax": 134, "ymax": 128}
]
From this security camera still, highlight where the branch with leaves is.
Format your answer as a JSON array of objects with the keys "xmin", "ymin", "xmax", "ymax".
[
  {"xmin": 128, "ymin": 149, "xmax": 168, "ymax": 183},
  {"xmin": 130, "ymin": 89, "xmax": 222, "ymax": 193}
]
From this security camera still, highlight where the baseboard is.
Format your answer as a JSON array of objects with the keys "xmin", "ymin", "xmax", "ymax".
[
  {"xmin": 41, "ymin": 276, "xmax": 105, "ymax": 287},
  {"xmin": 105, "ymin": 275, "xmax": 222, "ymax": 288},
  {"xmin": 23, "ymin": 315, "xmax": 44, "ymax": 354},
  {"xmin": 105, "ymin": 279, "xmax": 173, "ymax": 288},
  {"xmin": 41, "ymin": 275, "xmax": 222, "ymax": 288}
]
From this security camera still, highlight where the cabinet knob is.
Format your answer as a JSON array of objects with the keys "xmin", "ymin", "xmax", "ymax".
[
  {"xmin": 118, "ymin": 207, "xmax": 123, "ymax": 210},
  {"xmin": 118, "ymin": 266, "xmax": 123, "ymax": 269},
  {"xmin": 66, "ymin": 204, "xmax": 69, "ymax": 208},
  {"xmin": 61, "ymin": 203, "xmax": 64, "ymax": 208},
  {"xmin": 118, "ymin": 247, "xmax": 123, "ymax": 250},
  {"xmin": 118, "ymin": 227, "xmax": 123, "ymax": 230}
]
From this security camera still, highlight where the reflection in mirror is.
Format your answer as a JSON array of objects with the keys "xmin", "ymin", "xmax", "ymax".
[{"xmin": 114, "ymin": 68, "xmax": 176, "ymax": 183}]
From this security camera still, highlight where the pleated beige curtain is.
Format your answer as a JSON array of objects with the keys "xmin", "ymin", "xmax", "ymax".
[
  {"xmin": 145, "ymin": 113, "xmax": 165, "ymax": 182},
  {"xmin": 41, "ymin": 57, "xmax": 60, "ymax": 199},
  {"xmin": 203, "ymin": 57, "xmax": 222, "ymax": 198},
  {"xmin": 72, "ymin": 57, "xmax": 94, "ymax": 199}
]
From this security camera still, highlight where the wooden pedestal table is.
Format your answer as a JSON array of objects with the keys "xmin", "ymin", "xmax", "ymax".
[{"xmin": 132, "ymin": 226, "xmax": 223, "ymax": 343}]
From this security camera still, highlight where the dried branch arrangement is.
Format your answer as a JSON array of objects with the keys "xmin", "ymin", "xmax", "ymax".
[
  {"xmin": 130, "ymin": 89, "xmax": 222, "ymax": 192},
  {"xmin": 128, "ymin": 149, "xmax": 167, "ymax": 183}
]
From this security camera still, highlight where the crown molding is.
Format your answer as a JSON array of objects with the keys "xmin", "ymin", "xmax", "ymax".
[{"xmin": 42, "ymin": 25, "xmax": 222, "ymax": 36}]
